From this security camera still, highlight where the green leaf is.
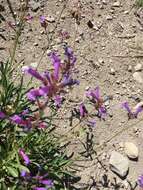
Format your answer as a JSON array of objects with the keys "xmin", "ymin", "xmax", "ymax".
[{"xmin": 7, "ymin": 166, "xmax": 19, "ymax": 177}]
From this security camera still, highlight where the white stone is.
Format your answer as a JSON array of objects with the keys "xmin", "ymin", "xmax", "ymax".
[
  {"xmin": 124, "ymin": 142, "xmax": 139, "ymax": 159},
  {"xmin": 113, "ymin": 1, "xmax": 120, "ymax": 7},
  {"xmin": 134, "ymin": 63, "xmax": 142, "ymax": 71},
  {"xmin": 110, "ymin": 68, "xmax": 115, "ymax": 75},
  {"xmin": 109, "ymin": 151, "xmax": 129, "ymax": 178},
  {"xmin": 133, "ymin": 72, "xmax": 143, "ymax": 83},
  {"xmin": 106, "ymin": 15, "xmax": 113, "ymax": 20},
  {"xmin": 128, "ymin": 65, "xmax": 132, "ymax": 72}
]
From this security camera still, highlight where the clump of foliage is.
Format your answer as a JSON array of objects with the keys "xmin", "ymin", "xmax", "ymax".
[{"xmin": 0, "ymin": 43, "xmax": 78, "ymax": 189}]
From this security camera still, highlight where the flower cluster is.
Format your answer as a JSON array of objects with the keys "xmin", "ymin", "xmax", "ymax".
[
  {"xmin": 23, "ymin": 46, "xmax": 78, "ymax": 106},
  {"xmin": 122, "ymin": 101, "xmax": 143, "ymax": 119},
  {"xmin": 73, "ymin": 86, "xmax": 107, "ymax": 127},
  {"xmin": 0, "ymin": 46, "xmax": 78, "ymax": 131}
]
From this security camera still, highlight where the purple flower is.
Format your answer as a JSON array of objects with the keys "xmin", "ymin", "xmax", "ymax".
[
  {"xmin": 64, "ymin": 46, "xmax": 76, "ymax": 65},
  {"xmin": 138, "ymin": 175, "xmax": 143, "ymax": 187},
  {"xmin": 61, "ymin": 75, "xmax": 79, "ymax": 87},
  {"xmin": 40, "ymin": 16, "xmax": 46, "ymax": 24},
  {"xmin": 40, "ymin": 16, "xmax": 47, "ymax": 29},
  {"xmin": 25, "ymin": 15, "xmax": 33, "ymax": 21},
  {"xmin": 22, "ymin": 66, "xmax": 45, "ymax": 82},
  {"xmin": 79, "ymin": 103, "xmax": 88, "ymax": 118},
  {"xmin": 21, "ymin": 170, "xmax": 28, "ymax": 177},
  {"xmin": 0, "ymin": 111, "xmax": 6, "ymax": 119},
  {"xmin": 22, "ymin": 109, "xmax": 29, "ymax": 115},
  {"xmin": 19, "ymin": 149, "xmax": 30, "ymax": 165},
  {"xmin": 48, "ymin": 52, "xmax": 61, "ymax": 80},
  {"xmin": 10, "ymin": 115, "xmax": 23, "ymax": 124},
  {"xmin": 122, "ymin": 101, "xmax": 143, "ymax": 119},
  {"xmin": 27, "ymin": 87, "xmax": 49, "ymax": 101},
  {"xmin": 86, "ymin": 86, "xmax": 100, "ymax": 101},
  {"xmin": 33, "ymin": 188, "xmax": 47, "ymax": 190},
  {"xmin": 40, "ymin": 179, "xmax": 53, "ymax": 187},
  {"xmin": 86, "ymin": 87, "xmax": 106, "ymax": 118},
  {"xmin": 54, "ymin": 95, "xmax": 62, "ymax": 108}
]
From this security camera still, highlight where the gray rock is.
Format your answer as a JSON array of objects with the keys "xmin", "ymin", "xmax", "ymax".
[
  {"xmin": 109, "ymin": 151, "xmax": 129, "ymax": 178},
  {"xmin": 124, "ymin": 142, "xmax": 139, "ymax": 159},
  {"xmin": 133, "ymin": 72, "xmax": 143, "ymax": 83},
  {"xmin": 30, "ymin": 0, "xmax": 40, "ymax": 12}
]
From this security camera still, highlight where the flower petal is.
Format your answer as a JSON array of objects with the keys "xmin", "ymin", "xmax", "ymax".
[
  {"xmin": 0, "ymin": 111, "xmax": 6, "ymax": 119},
  {"xmin": 122, "ymin": 101, "xmax": 132, "ymax": 113},
  {"xmin": 40, "ymin": 179, "xmax": 53, "ymax": 186},
  {"xmin": 22, "ymin": 66, "xmax": 45, "ymax": 82},
  {"xmin": 19, "ymin": 149, "xmax": 30, "ymax": 165},
  {"xmin": 54, "ymin": 95, "xmax": 62, "ymax": 107},
  {"xmin": 138, "ymin": 175, "xmax": 143, "ymax": 187},
  {"xmin": 48, "ymin": 52, "xmax": 61, "ymax": 80},
  {"xmin": 10, "ymin": 115, "xmax": 23, "ymax": 124}
]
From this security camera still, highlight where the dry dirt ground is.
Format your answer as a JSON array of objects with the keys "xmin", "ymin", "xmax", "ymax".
[{"xmin": 1, "ymin": 0, "xmax": 143, "ymax": 189}]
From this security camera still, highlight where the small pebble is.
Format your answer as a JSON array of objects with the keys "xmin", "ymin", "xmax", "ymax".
[
  {"xmin": 128, "ymin": 65, "xmax": 132, "ymax": 72},
  {"xmin": 113, "ymin": 1, "xmax": 120, "ymax": 7},
  {"xmin": 110, "ymin": 68, "xmax": 115, "ymax": 75},
  {"xmin": 134, "ymin": 63, "xmax": 142, "ymax": 71},
  {"xmin": 124, "ymin": 142, "xmax": 139, "ymax": 159},
  {"xmin": 106, "ymin": 15, "xmax": 113, "ymax": 20}
]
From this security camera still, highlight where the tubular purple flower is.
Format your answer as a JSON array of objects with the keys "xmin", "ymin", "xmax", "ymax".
[
  {"xmin": 54, "ymin": 95, "xmax": 62, "ymax": 108},
  {"xmin": 138, "ymin": 175, "xmax": 143, "ymax": 187},
  {"xmin": 22, "ymin": 109, "xmax": 29, "ymax": 115},
  {"xmin": 39, "ymin": 179, "xmax": 53, "ymax": 187},
  {"xmin": 25, "ymin": 15, "xmax": 33, "ymax": 21},
  {"xmin": 27, "ymin": 87, "xmax": 49, "ymax": 101},
  {"xmin": 99, "ymin": 106, "xmax": 106, "ymax": 118},
  {"xmin": 10, "ymin": 115, "xmax": 23, "ymax": 124},
  {"xmin": 19, "ymin": 149, "xmax": 30, "ymax": 165},
  {"xmin": 122, "ymin": 101, "xmax": 143, "ymax": 119},
  {"xmin": 27, "ymin": 89, "xmax": 41, "ymax": 101},
  {"xmin": 33, "ymin": 187, "xmax": 47, "ymax": 190},
  {"xmin": 122, "ymin": 102, "xmax": 132, "ymax": 114},
  {"xmin": 134, "ymin": 106, "xmax": 143, "ymax": 117},
  {"xmin": 21, "ymin": 170, "xmax": 27, "ymax": 177},
  {"xmin": 22, "ymin": 66, "xmax": 45, "ymax": 82},
  {"xmin": 79, "ymin": 103, "xmax": 88, "ymax": 117},
  {"xmin": 48, "ymin": 52, "xmax": 61, "ymax": 80},
  {"xmin": 38, "ymin": 86, "xmax": 49, "ymax": 96},
  {"xmin": 64, "ymin": 46, "xmax": 76, "ymax": 65},
  {"xmin": 61, "ymin": 75, "xmax": 79, "ymax": 87},
  {"xmin": 43, "ymin": 71, "xmax": 51, "ymax": 84},
  {"xmin": 40, "ymin": 16, "xmax": 46, "ymax": 24},
  {"xmin": 0, "ymin": 111, "xmax": 6, "ymax": 119},
  {"xmin": 86, "ymin": 87, "xmax": 100, "ymax": 101},
  {"xmin": 39, "ymin": 16, "xmax": 47, "ymax": 29}
]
